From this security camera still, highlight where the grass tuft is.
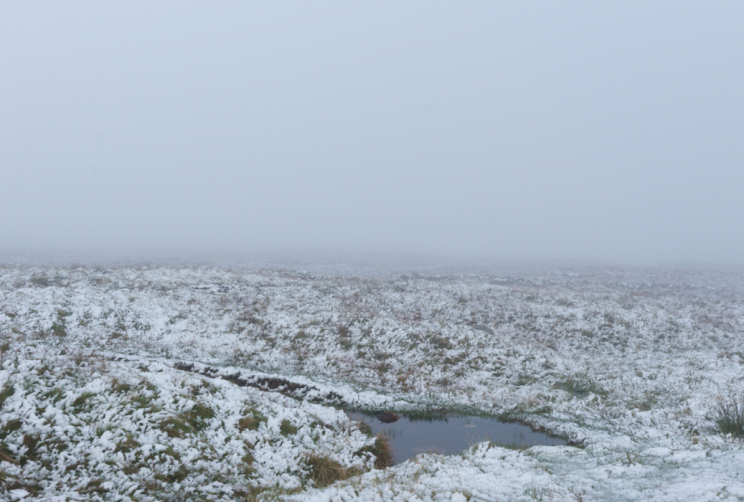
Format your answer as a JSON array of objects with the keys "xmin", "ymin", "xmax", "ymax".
[
  {"xmin": 238, "ymin": 413, "xmax": 263, "ymax": 432},
  {"xmin": 714, "ymin": 397, "xmax": 744, "ymax": 438},
  {"xmin": 0, "ymin": 383, "xmax": 15, "ymax": 409},
  {"xmin": 280, "ymin": 419, "xmax": 298, "ymax": 436},
  {"xmin": 111, "ymin": 378, "xmax": 132, "ymax": 394},
  {"xmin": 305, "ymin": 454, "xmax": 346, "ymax": 488},
  {"xmin": 159, "ymin": 416, "xmax": 194, "ymax": 438},
  {"xmin": 184, "ymin": 403, "xmax": 215, "ymax": 431},
  {"xmin": 42, "ymin": 388, "xmax": 65, "ymax": 404},
  {"xmin": 0, "ymin": 441, "xmax": 17, "ymax": 464},
  {"xmin": 114, "ymin": 434, "xmax": 142, "ymax": 454},
  {"xmin": 72, "ymin": 392, "xmax": 96, "ymax": 411},
  {"xmin": 355, "ymin": 433, "xmax": 394, "ymax": 469},
  {"xmin": 0, "ymin": 418, "xmax": 22, "ymax": 440}
]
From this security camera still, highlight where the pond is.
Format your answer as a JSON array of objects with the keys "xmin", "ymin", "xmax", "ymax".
[{"xmin": 348, "ymin": 411, "xmax": 566, "ymax": 464}]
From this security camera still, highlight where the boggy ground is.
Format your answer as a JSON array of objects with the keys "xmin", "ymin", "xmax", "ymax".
[{"xmin": 2, "ymin": 264, "xmax": 744, "ymax": 500}]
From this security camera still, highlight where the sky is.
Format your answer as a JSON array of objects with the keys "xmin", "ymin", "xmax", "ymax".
[{"xmin": 1, "ymin": 2, "xmax": 743, "ymax": 266}]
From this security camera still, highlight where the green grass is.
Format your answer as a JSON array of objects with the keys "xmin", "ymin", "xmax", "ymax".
[
  {"xmin": 158, "ymin": 403, "xmax": 215, "ymax": 438},
  {"xmin": 0, "ymin": 418, "xmax": 22, "ymax": 440},
  {"xmin": 71, "ymin": 392, "xmax": 96, "ymax": 411},
  {"xmin": 0, "ymin": 383, "xmax": 15, "ymax": 409},
  {"xmin": 114, "ymin": 434, "xmax": 142, "ymax": 454},
  {"xmin": 280, "ymin": 419, "xmax": 298, "ymax": 436},
  {"xmin": 714, "ymin": 397, "xmax": 744, "ymax": 438},
  {"xmin": 184, "ymin": 403, "xmax": 215, "ymax": 430},
  {"xmin": 51, "ymin": 322, "xmax": 67, "ymax": 337},
  {"xmin": 159, "ymin": 416, "xmax": 194, "ymax": 438}
]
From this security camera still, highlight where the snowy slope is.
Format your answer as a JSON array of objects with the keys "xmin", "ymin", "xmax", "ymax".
[{"xmin": 1, "ymin": 265, "xmax": 744, "ymax": 500}]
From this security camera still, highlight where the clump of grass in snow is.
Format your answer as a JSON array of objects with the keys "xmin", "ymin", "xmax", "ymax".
[
  {"xmin": 159, "ymin": 416, "xmax": 195, "ymax": 438},
  {"xmin": 488, "ymin": 437, "xmax": 530, "ymax": 452},
  {"xmin": 714, "ymin": 397, "xmax": 744, "ymax": 438},
  {"xmin": 0, "ymin": 441, "xmax": 16, "ymax": 464},
  {"xmin": 159, "ymin": 403, "xmax": 215, "ymax": 438},
  {"xmin": 0, "ymin": 418, "xmax": 22, "ymax": 440},
  {"xmin": 238, "ymin": 410, "xmax": 265, "ymax": 431},
  {"xmin": 71, "ymin": 392, "xmax": 96, "ymax": 411},
  {"xmin": 0, "ymin": 383, "xmax": 15, "ymax": 409},
  {"xmin": 355, "ymin": 433, "xmax": 394, "ymax": 469},
  {"xmin": 280, "ymin": 419, "xmax": 298, "ymax": 436},
  {"xmin": 110, "ymin": 378, "xmax": 132, "ymax": 394},
  {"xmin": 114, "ymin": 434, "xmax": 142, "ymax": 454},
  {"xmin": 305, "ymin": 454, "xmax": 347, "ymax": 488},
  {"xmin": 185, "ymin": 403, "xmax": 215, "ymax": 429}
]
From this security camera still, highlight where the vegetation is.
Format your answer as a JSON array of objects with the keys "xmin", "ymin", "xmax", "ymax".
[
  {"xmin": 714, "ymin": 397, "xmax": 744, "ymax": 438},
  {"xmin": 305, "ymin": 454, "xmax": 348, "ymax": 488},
  {"xmin": 355, "ymin": 433, "xmax": 394, "ymax": 469}
]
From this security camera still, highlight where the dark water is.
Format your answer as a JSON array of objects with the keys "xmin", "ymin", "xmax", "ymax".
[{"xmin": 349, "ymin": 412, "xmax": 566, "ymax": 464}]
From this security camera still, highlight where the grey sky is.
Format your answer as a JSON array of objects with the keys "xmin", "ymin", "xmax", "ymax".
[{"xmin": 1, "ymin": 2, "xmax": 742, "ymax": 265}]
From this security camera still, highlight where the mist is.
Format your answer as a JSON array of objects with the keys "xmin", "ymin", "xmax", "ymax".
[{"xmin": 1, "ymin": 1, "xmax": 742, "ymax": 266}]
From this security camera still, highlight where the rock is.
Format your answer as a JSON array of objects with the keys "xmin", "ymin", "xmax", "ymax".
[{"xmin": 377, "ymin": 410, "xmax": 400, "ymax": 423}]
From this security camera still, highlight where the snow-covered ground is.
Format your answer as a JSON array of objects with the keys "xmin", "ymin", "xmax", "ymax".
[{"xmin": 2, "ymin": 264, "xmax": 744, "ymax": 500}]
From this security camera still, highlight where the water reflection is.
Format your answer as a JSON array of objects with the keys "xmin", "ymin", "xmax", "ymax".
[{"xmin": 348, "ymin": 412, "xmax": 566, "ymax": 464}]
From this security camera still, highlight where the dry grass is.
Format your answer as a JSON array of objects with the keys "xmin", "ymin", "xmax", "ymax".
[
  {"xmin": 305, "ymin": 454, "xmax": 348, "ymax": 488},
  {"xmin": 356, "ymin": 433, "xmax": 394, "ymax": 469}
]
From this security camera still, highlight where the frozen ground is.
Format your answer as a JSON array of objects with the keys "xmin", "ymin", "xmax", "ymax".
[{"xmin": 1, "ymin": 264, "xmax": 744, "ymax": 500}]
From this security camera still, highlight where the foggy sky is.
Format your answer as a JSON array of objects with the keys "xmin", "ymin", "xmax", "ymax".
[{"xmin": 1, "ymin": 2, "xmax": 743, "ymax": 266}]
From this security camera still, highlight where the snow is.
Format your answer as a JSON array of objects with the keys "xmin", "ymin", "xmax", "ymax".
[{"xmin": 1, "ymin": 264, "xmax": 743, "ymax": 500}]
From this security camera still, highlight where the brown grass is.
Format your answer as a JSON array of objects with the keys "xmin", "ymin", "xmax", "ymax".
[
  {"xmin": 305, "ymin": 454, "xmax": 347, "ymax": 488},
  {"xmin": 355, "ymin": 433, "xmax": 394, "ymax": 469}
]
